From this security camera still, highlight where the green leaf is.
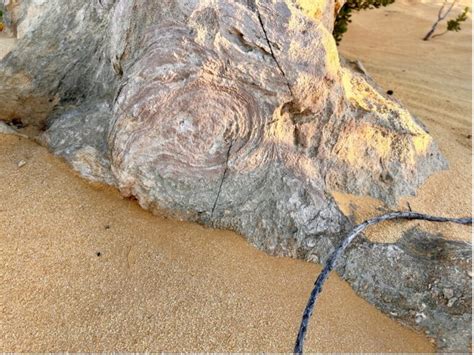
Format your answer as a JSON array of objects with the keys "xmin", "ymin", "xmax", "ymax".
[
  {"xmin": 447, "ymin": 6, "xmax": 470, "ymax": 33},
  {"xmin": 333, "ymin": 0, "xmax": 396, "ymax": 44}
]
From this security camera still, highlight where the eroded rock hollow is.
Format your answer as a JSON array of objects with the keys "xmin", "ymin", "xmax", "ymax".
[{"xmin": 0, "ymin": 0, "xmax": 470, "ymax": 351}]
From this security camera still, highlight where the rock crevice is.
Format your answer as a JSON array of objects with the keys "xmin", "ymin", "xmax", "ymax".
[{"xmin": 255, "ymin": 5, "xmax": 294, "ymax": 97}]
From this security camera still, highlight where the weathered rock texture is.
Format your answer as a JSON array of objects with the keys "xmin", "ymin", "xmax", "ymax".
[{"xmin": 0, "ymin": 0, "xmax": 471, "ymax": 351}]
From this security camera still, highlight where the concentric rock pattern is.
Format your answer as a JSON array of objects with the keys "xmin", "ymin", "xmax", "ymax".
[
  {"xmin": 110, "ymin": 25, "xmax": 272, "ymax": 217},
  {"xmin": 0, "ymin": 0, "xmax": 470, "ymax": 351}
]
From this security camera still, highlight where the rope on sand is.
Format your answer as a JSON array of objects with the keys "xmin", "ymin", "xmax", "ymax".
[{"xmin": 294, "ymin": 211, "xmax": 473, "ymax": 354}]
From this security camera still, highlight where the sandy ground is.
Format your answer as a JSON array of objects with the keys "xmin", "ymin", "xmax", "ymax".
[
  {"xmin": 0, "ymin": 135, "xmax": 433, "ymax": 352},
  {"xmin": 338, "ymin": 0, "xmax": 472, "ymax": 243},
  {"xmin": 1, "ymin": 0, "xmax": 470, "ymax": 352}
]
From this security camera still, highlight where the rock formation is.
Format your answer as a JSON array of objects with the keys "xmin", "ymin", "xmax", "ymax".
[{"xmin": 0, "ymin": 0, "xmax": 470, "ymax": 351}]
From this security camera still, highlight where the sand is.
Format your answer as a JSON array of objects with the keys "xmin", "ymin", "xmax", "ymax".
[
  {"xmin": 338, "ymin": 0, "xmax": 472, "ymax": 243},
  {"xmin": 0, "ymin": 135, "xmax": 434, "ymax": 352},
  {"xmin": 2, "ymin": 1, "xmax": 470, "ymax": 352}
]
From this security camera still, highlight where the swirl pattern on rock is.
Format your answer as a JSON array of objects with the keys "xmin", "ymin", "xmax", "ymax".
[
  {"xmin": 110, "ymin": 26, "xmax": 272, "ymax": 216},
  {"xmin": 1, "ymin": 0, "xmax": 470, "ymax": 351}
]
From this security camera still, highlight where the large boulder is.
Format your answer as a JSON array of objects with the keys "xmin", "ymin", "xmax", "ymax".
[{"xmin": 0, "ymin": 0, "xmax": 470, "ymax": 351}]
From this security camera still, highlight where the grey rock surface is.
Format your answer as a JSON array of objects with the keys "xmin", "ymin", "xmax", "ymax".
[
  {"xmin": 0, "ymin": 120, "xmax": 20, "ymax": 135},
  {"xmin": 0, "ymin": 0, "xmax": 470, "ymax": 351},
  {"xmin": 343, "ymin": 227, "xmax": 472, "ymax": 352}
]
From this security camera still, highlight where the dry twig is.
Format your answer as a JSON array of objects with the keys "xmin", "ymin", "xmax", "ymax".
[{"xmin": 423, "ymin": 0, "xmax": 458, "ymax": 40}]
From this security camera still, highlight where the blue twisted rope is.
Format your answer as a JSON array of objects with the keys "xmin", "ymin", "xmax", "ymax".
[{"xmin": 294, "ymin": 211, "xmax": 473, "ymax": 353}]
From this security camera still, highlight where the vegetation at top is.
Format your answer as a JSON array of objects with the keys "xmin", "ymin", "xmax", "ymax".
[
  {"xmin": 446, "ymin": 6, "xmax": 470, "ymax": 32},
  {"xmin": 423, "ymin": 1, "xmax": 470, "ymax": 40},
  {"xmin": 0, "ymin": 10, "xmax": 4, "ymax": 32},
  {"xmin": 333, "ymin": 0, "xmax": 395, "ymax": 44}
]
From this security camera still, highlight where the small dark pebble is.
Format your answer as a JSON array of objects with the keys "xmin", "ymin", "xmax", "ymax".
[
  {"xmin": 467, "ymin": 134, "xmax": 472, "ymax": 139},
  {"xmin": 104, "ymin": 225, "xmax": 111, "ymax": 230},
  {"xmin": 386, "ymin": 90, "xmax": 394, "ymax": 95},
  {"xmin": 96, "ymin": 252, "xmax": 101, "ymax": 257}
]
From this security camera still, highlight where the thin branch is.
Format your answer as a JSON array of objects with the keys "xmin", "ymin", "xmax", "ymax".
[
  {"xmin": 293, "ymin": 211, "xmax": 472, "ymax": 354},
  {"xmin": 423, "ymin": 0, "xmax": 459, "ymax": 40},
  {"xmin": 440, "ymin": 0, "xmax": 458, "ymax": 21},
  {"xmin": 438, "ymin": 0, "xmax": 448, "ymax": 20}
]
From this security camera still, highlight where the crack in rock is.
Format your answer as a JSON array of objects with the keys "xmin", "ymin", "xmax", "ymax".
[
  {"xmin": 3, "ymin": 0, "xmax": 465, "ymax": 350},
  {"xmin": 255, "ymin": 6, "xmax": 294, "ymax": 98},
  {"xmin": 211, "ymin": 141, "xmax": 233, "ymax": 218}
]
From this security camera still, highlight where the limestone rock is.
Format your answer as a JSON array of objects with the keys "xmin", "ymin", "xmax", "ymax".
[
  {"xmin": 0, "ymin": 0, "xmax": 469, "ymax": 351},
  {"xmin": 343, "ymin": 228, "xmax": 472, "ymax": 352}
]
